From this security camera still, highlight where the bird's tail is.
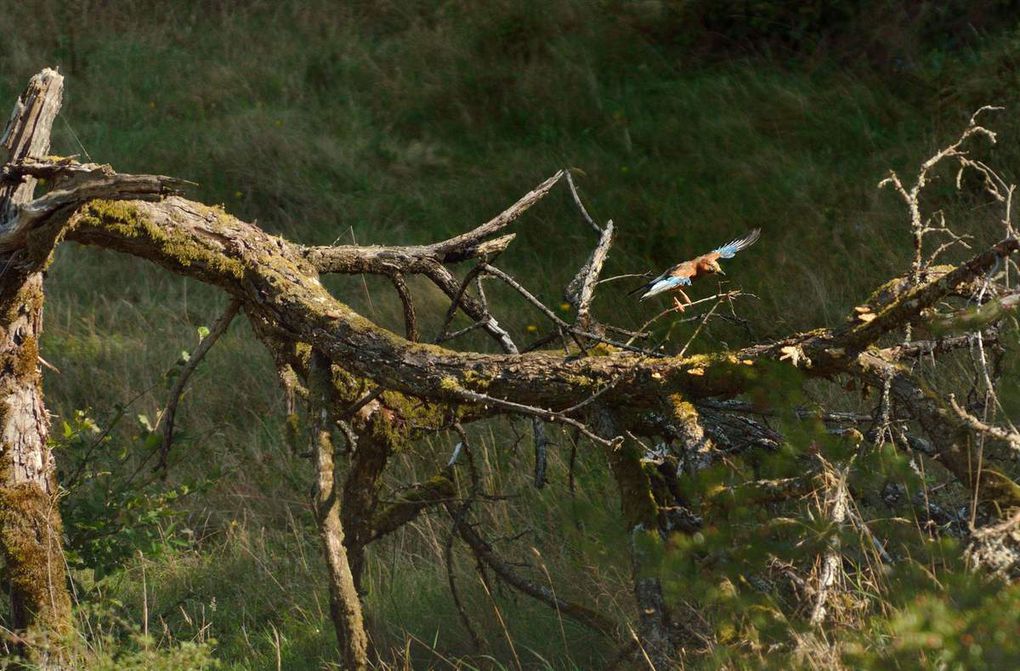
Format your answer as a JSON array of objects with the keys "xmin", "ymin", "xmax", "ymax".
[{"xmin": 627, "ymin": 281, "xmax": 652, "ymax": 297}]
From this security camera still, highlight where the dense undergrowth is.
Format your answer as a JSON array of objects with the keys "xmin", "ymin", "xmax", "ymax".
[{"xmin": 4, "ymin": 1, "xmax": 1020, "ymax": 668}]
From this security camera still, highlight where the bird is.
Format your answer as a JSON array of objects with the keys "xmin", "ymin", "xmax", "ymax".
[{"xmin": 629, "ymin": 229, "xmax": 761, "ymax": 311}]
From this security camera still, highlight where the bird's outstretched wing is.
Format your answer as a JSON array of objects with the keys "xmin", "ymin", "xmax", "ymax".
[
  {"xmin": 628, "ymin": 268, "xmax": 692, "ymax": 300},
  {"xmin": 713, "ymin": 228, "xmax": 761, "ymax": 259}
]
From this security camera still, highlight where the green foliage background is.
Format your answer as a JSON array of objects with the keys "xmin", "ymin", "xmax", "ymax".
[{"xmin": 4, "ymin": 1, "xmax": 1020, "ymax": 668}]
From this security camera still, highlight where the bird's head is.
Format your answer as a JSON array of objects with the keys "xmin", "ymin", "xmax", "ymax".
[{"xmin": 708, "ymin": 259, "xmax": 725, "ymax": 275}]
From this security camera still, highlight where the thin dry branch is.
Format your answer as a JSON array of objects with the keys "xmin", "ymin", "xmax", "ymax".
[
  {"xmin": 879, "ymin": 106, "xmax": 1001, "ymax": 283},
  {"xmin": 564, "ymin": 169, "xmax": 601, "ymax": 233},
  {"xmin": 303, "ymin": 171, "xmax": 562, "ymax": 274},
  {"xmin": 449, "ymin": 502, "xmax": 620, "ymax": 638},
  {"xmin": 566, "ymin": 219, "xmax": 615, "ymax": 326},
  {"xmin": 388, "ymin": 272, "xmax": 418, "ymax": 342},
  {"xmin": 480, "ymin": 262, "xmax": 661, "ymax": 356},
  {"xmin": 448, "ymin": 384, "xmax": 620, "ymax": 449},
  {"xmin": 428, "ymin": 171, "xmax": 564, "ymax": 261},
  {"xmin": 810, "ymin": 460, "xmax": 851, "ymax": 626},
  {"xmin": 422, "ymin": 262, "xmax": 519, "ymax": 354},
  {"xmin": 949, "ymin": 394, "xmax": 1020, "ymax": 453},
  {"xmin": 157, "ymin": 298, "xmax": 241, "ymax": 472}
]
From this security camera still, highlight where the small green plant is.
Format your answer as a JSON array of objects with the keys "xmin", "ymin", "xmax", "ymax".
[{"xmin": 55, "ymin": 409, "xmax": 214, "ymax": 579}]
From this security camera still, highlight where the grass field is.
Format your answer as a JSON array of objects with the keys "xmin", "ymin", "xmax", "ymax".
[{"xmin": 4, "ymin": 2, "xmax": 1020, "ymax": 668}]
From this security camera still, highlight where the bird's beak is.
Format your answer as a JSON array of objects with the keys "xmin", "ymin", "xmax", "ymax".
[{"xmin": 717, "ymin": 268, "xmax": 726, "ymax": 276}]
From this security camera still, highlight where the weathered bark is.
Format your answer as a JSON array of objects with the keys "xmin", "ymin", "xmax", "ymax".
[
  {"xmin": 340, "ymin": 437, "xmax": 389, "ymax": 595},
  {"xmin": 0, "ymin": 274, "xmax": 72, "ymax": 660},
  {"xmin": 308, "ymin": 350, "xmax": 370, "ymax": 670},
  {"xmin": 0, "ymin": 68, "xmax": 73, "ymax": 668}
]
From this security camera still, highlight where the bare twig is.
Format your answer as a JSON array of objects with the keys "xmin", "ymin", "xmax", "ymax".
[
  {"xmin": 949, "ymin": 394, "xmax": 1020, "ymax": 453},
  {"xmin": 677, "ymin": 294, "xmax": 726, "ymax": 358},
  {"xmin": 449, "ymin": 504, "xmax": 619, "ymax": 638},
  {"xmin": 305, "ymin": 172, "xmax": 563, "ymax": 273},
  {"xmin": 567, "ymin": 219, "xmax": 615, "ymax": 327},
  {"xmin": 429, "ymin": 171, "xmax": 564, "ymax": 261},
  {"xmin": 481, "ymin": 262, "xmax": 662, "ymax": 356},
  {"xmin": 564, "ymin": 169, "xmax": 601, "ymax": 233},
  {"xmin": 389, "ymin": 272, "xmax": 418, "ymax": 342},
  {"xmin": 435, "ymin": 319, "xmax": 486, "ymax": 344},
  {"xmin": 879, "ymin": 106, "xmax": 1001, "ymax": 286},
  {"xmin": 423, "ymin": 262, "xmax": 518, "ymax": 354},
  {"xmin": 443, "ymin": 425, "xmax": 485, "ymax": 649},
  {"xmin": 158, "ymin": 298, "xmax": 241, "ymax": 473},
  {"xmin": 434, "ymin": 262, "xmax": 489, "ymax": 344},
  {"xmin": 448, "ymin": 383, "xmax": 620, "ymax": 449},
  {"xmin": 626, "ymin": 290, "xmax": 744, "ymax": 348}
]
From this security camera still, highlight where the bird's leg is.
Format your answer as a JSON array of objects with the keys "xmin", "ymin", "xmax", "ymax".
[{"xmin": 672, "ymin": 288, "xmax": 692, "ymax": 312}]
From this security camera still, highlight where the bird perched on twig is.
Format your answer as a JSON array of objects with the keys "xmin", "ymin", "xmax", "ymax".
[{"xmin": 629, "ymin": 229, "xmax": 761, "ymax": 311}]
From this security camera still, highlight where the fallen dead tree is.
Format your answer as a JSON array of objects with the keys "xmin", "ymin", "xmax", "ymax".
[{"xmin": 1, "ymin": 69, "xmax": 1019, "ymax": 669}]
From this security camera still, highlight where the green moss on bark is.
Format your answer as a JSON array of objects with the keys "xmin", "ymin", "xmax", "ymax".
[
  {"xmin": 0, "ymin": 483, "xmax": 73, "ymax": 649},
  {"xmin": 607, "ymin": 440, "xmax": 660, "ymax": 530},
  {"xmin": 75, "ymin": 200, "xmax": 246, "ymax": 279}
]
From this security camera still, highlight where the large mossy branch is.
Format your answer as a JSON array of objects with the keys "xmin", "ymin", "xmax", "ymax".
[
  {"xmin": 66, "ymin": 198, "xmax": 759, "ymax": 411},
  {"xmin": 66, "ymin": 197, "xmax": 1018, "ymax": 420},
  {"xmin": 63, "ymin": 193, "xmax": 1020, "ymax": 516}
]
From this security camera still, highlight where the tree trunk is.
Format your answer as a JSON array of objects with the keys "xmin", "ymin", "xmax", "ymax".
[
  {"xmin": 0, "ymin": 69, "xmax": 74, "ymax": 667},
  {"xmin": 595, "ymin": 408, "xmax": 675, "ymax": 669},
  {"xmin": 308, "ymin": 351, "xmax": 370, "ymax": 670},
  {"xmin": 341, "ymin": 427, "xmax": 390, "ymax": 595},
  {"xmin": 0, "ymin": 273, "xmax": 73, "ymax": 662}
]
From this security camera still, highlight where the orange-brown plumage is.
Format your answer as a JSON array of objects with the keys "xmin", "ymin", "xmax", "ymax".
[{"xmin": 630, "ymin": 229, "xmax": 761, "ymax": 310}]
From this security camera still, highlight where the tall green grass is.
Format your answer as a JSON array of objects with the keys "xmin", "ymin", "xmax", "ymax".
[{"xmin": 3, "ymin": 1, "xmax": 1020, "ymax": 668}]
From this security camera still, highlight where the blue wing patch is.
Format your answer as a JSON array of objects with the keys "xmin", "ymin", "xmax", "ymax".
[
  {"xmin": 641, "ymin": 275, "xmax": 691, "ymax": 299},
  {"xmin": 714, "ymin": 228, "xmax": 762, "ymax": 259}
]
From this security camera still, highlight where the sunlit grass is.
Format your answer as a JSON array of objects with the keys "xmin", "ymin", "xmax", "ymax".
[{"xmin": 4, "ymin": 1, "xmax": 1020, "ymax": 668}]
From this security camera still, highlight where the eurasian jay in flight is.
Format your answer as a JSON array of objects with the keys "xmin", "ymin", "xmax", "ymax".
[{"xmin": 630, "ymin": 229, "xmax": 761, "ymax": 311}]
